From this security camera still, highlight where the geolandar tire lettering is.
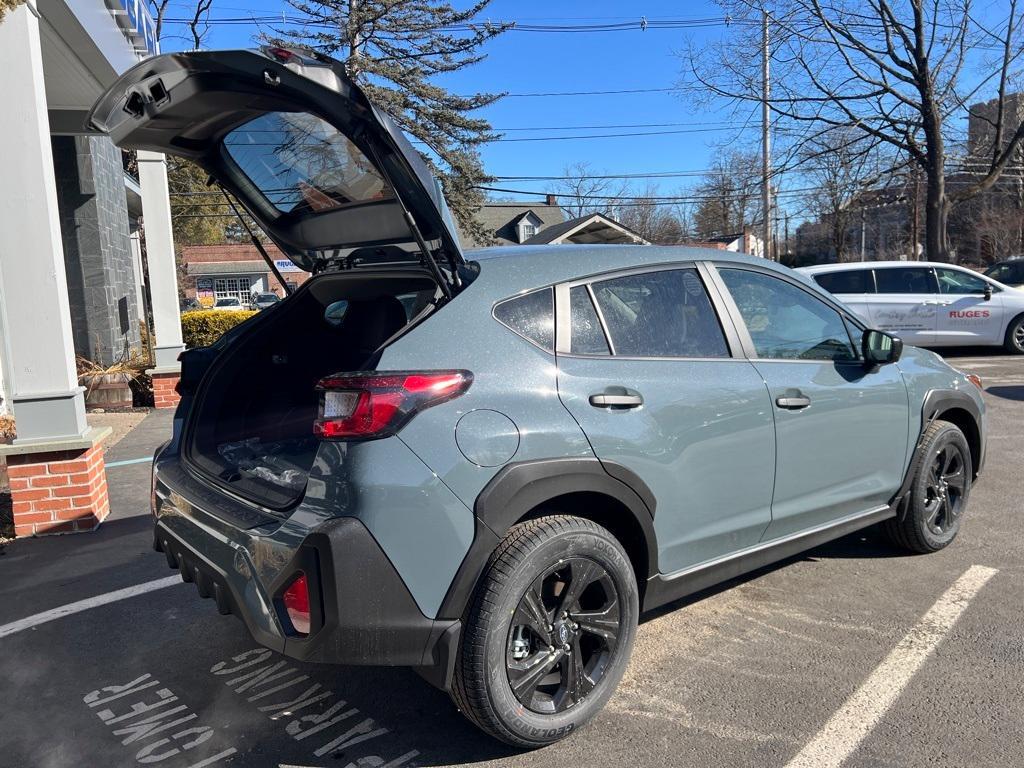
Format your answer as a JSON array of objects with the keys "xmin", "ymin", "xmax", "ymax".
[{"xmin": 451, "ymin": 515, "xmax": 639, "ymax": 748}]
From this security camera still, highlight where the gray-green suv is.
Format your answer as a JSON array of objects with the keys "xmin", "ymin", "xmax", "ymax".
[{"xmin": 92, "ymin": 47, "xmax": 987, "ymax": 748}]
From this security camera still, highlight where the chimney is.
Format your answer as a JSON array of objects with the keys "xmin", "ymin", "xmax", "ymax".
[{"xmin": 545, "ymin": 194, "xmax": 558, "ymax": 206}]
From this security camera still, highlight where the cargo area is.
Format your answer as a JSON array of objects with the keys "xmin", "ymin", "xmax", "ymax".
[{"xmin": 184, "ymin": 269, "xmax": 440, "ymax": 510}]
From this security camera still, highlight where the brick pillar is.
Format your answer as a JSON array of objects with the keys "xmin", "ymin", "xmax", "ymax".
[
  {"xmin": 151, "ymin": 369, "xmax": 181, "ymax": 409},
  {"xmin": 7, "ymin": 442, "xmax": 109, "ymax": 536}
]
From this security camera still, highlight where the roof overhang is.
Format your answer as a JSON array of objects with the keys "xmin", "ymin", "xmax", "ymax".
[
  {"xmin": 545, "ymin": 214, "xmax": 649, "ymax": 245},
  {"xmin": 187, "ymin": 260, "xmax": 270, "ymax": 276},
  {"xmin": 38, "ymin": 0, "xmax": 154, "ymax": 118}
]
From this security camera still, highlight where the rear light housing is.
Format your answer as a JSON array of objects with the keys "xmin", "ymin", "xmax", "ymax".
[
  {"xmin": 282, "ymin": 572, "xmax": 311, "ymax": 635},
  {"xmin": 314, "ymin": 370, "xmax": 472, "ymax": 440}
]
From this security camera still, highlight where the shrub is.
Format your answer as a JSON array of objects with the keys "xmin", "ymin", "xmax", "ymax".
[{"xmin": 181, "ymin": 310, "xmax": 256, "ymax": 348}]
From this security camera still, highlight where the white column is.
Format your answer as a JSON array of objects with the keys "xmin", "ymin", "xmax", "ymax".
[
  {"xmin": 137, "ymin": 150, "xmax": 184, "ymax": 369},
  {"xmin": 0, "ymin": 2, "xmax": 88, "ymax": 442}
]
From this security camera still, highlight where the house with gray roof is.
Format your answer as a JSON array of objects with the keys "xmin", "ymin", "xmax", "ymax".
[{"xmin": 459, "ymin": 195, "xmax": 649, "ymax": 248}]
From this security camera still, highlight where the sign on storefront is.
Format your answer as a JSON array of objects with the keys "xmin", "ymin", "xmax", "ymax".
[{"xmin": 274, "ymin": 259, "xmax": 303, "ymax": 273}]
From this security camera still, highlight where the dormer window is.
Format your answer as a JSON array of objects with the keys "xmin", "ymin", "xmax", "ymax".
[{"xmin": 516, "ymin": 212, "xmax": 543, "ymax": 243}]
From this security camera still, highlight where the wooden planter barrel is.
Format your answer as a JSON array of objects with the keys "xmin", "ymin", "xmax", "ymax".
[{"xmin": 82, "ymin": 372, "xmax": 134, "ymax": 410}]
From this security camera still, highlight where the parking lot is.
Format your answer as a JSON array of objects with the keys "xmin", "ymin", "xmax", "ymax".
[{"xmin": 1, "ymin": 350, "xmax": 1021, "ymax": 768}]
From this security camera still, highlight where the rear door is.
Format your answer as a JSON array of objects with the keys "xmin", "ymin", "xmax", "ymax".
[
  {"xmin": 554, "ymin": 264, "xmax": 776, "ymax": 575},
  {"xmin": 89, "ymin": 47, "xmax": 464, "ymax": 290},
  {"xmin": 933, "ymin": 267, "xmax": 1004, "ymax": 344},
  {"xmin": 870, "ymin": 266, "xmax": 940, "ymax": 345},
  {"xmin": 710, "ymin": 265, "xmax": 909, "ymax": 538}
]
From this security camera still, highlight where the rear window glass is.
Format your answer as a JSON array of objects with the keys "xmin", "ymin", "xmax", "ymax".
[
  {"xmin": 224, "ymin": 112, "xmax": 393, "ymax": 214},
  {"xmin": 569, "ymin": 286, "xmax": 610, "ymax": 355},
  {"xmin": 874, "ymin": 267, "xmax": 938, "ymax": 294},
  {"xmin": 591, "ymin": 269, "xmax": 729, "ymax": 358},
  {"xmin": 813, "ymin": 269, "xmax": 874, "ymax": 294},
  {"xmin": 494, "ymin": 288, "xmax": 554, "ymax": 351}
]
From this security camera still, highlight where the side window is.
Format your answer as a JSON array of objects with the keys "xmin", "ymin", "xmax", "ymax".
[
  {"xmin": 719, "ymin": 269, "xmax": 858, "ymax": 361},
  {"xmin": 935, "ymin": 267, "xmax": 991, "ymax": 295},
  {"xmin": 494, "ymin": 288, "xmax": 554, "ymax": 351},
  {"xmin": 813, "ymin": 269, "xmax": 875, "ymax": 294},
  {"xmin": 569, "ymin": 286, "xmax": 610, "ymax": 355},
  {"xmin": 874, "ymin": 267, "xmax": 938, "ymax": 294},
  {"xmin": 589, "ymin": 269, "xmax": 729, "ymax": 358}
]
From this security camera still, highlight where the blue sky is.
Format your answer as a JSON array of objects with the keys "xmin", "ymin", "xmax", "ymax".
[
  {"xmin": 158, "ymin": 1, "xmax": 750, "ymax": 203},
  {"xmin": 157, "ymin": 0, "xmax": 1014, "ymax": 220}
]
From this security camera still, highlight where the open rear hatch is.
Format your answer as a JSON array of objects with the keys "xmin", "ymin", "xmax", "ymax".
[
  {"xmin": 90, "ymin": 48, "xmax": 472, "ymax": 513},
  {"xmin": 88, "ymin": 46, "xmax": 466, "ymax": 290}
]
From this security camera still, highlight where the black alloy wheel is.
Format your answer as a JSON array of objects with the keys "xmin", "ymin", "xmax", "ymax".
[
  {"xmin": 922, "ymin": 442, "xmax": 967, "ymax": 536},
  {"xmin": 506, "ymin": 557, "xmax": 621, "ymax": 714}
]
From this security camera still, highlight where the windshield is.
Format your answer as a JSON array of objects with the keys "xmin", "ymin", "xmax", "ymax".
[
  {"xmin": 216, "ymin": 298, "xmax": 239, "ymax": 306},
  {"xmin": 224, "ymin": 111, "xmax": 394, "ymax": 215},
  {"xmin": 257, "ymin": 293, "xmax": 279, "ymax": 302}
]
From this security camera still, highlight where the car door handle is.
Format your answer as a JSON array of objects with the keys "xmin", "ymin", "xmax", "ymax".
[
  {"xmin": 589, "ymin": 392, "xmax": 644, "ymax": 408},
  {"xmin": 775, "ymin": 395, "xmax": 811, "ymax": 410}
]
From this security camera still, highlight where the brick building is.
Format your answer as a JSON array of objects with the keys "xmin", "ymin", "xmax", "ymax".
[{"xmin": 181, "ymin": 244, "xmax": 311, "ymax": 306}]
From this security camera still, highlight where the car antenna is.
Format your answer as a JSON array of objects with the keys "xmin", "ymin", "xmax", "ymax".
[{"xmin": 211, "ymin": 178, "xmax": 293, "ymax": 297}]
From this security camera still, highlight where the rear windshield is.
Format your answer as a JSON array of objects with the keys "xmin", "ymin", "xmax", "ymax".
[{"xmin": 224, "ymin": 112, "xmax": 394, "ymax": 215}]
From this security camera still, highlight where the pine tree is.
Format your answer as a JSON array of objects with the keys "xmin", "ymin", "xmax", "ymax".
[{"xmin": 273, "ymin": 0, "xmax": 508, "ymax": 244}]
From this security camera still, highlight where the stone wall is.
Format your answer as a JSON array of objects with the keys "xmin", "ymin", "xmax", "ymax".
[{"xmin": 52, "ymin": 135, "xmax": 141, "ymax": 366}]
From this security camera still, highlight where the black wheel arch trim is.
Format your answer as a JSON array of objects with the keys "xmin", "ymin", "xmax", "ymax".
[
  {"xmin": 435, "ymin": 457, "xmax": 659, "ymax": 622},
  {"xmin": 891, "ymin": 388, "xmax": 984, "ymax": 517}
]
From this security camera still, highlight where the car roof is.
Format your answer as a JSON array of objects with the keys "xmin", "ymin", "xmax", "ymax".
[
  {"xmin": 799, "ymin": 260, "xmax": 973, "ymax": 275},
  {"xmin": 468, "ymin": 244, "xmax": 794, "ymax": 294}
]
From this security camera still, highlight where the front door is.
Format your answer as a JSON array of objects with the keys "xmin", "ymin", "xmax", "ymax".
[
  {"xmin": 555, "ymin": 265, "xmax": 776, "ymax": 575},
  {"xmin": 713, "ymin": 266, "xmax": 910, "ymax": 539},
  {"xmin": 933, "ymin": 267, "xmax": 1005, "ymax": 345}
]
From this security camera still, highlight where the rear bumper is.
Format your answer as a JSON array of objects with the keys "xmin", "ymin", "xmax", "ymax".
[{"xmin": 153, "ymin": 473, "xmax": 460, "ymax": 684}]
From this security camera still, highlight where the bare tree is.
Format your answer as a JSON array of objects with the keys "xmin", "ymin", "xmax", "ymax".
[
  {"xmin": 611, "ymin": 184, "xmax": 689, "ymax": 244},
  {"xmin": 802, "ymin": 129, "xmax": 888, "ymax": 261},
  {"xmin": 692, "ymin": 150, "xmax": 761, "ymax": 239},
  {"xmin": 187, "ymin": 0, "xmax": 214, "ymax": 49},
  {"xmin": 556, "ymin": 162, "xmax": 626, "ymax": 219},
  {"xmin": 148, "ymin": 0, "xmax": 172, "ymax": 43},
  {"xmin": 687, "ymin": 0, "xmax": 1024, "ymax": 262}
]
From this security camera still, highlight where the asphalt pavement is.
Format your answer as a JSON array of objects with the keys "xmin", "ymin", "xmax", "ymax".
[{"xmin": 0, "ymin": 350, "xmax": 1021, "ymax": 768}]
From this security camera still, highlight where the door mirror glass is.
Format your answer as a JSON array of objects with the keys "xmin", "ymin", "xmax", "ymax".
[{"xmin": 862, "ymin": 329, "xmax": 903, "ymax": 366}]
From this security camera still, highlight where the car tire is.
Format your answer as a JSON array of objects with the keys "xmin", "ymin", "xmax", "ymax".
[
  {"xmin": 884, "ymin": 420, "xmax": 972, "ymax": 554},
  {"xmin": 451, "ymin": 515, "xmax": 639, "ymax": 748},
  {"xmin": 1004, "ymin": 314, "xmax": 1024, "ymax": 354}
]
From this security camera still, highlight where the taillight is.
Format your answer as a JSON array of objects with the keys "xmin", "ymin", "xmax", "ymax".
[
  {"xmin": 966, "ymin": 373, "xmax": 983, "ymax": 390},
  {"xmin": 282, "ymin": 573, "xmax": 311, "ymax": 635},
  {"xmin": 314, "ymin": 370, "xmax": 472, "ymax": 440}
]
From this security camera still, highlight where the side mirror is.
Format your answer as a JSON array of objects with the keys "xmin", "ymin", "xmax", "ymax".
[
  {"xmin": 984, "ymin": 283, "xmax": 993, "ymax": 301},
  {"xmin": 862, "ymin": 329, "xmax": 903, "ymax": 366}
]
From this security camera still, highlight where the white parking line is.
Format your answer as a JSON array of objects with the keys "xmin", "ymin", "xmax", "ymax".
[
  {"xmin": 785, "ymin": 564, "xmax": 998, "ymax": 768},
  {"xmin": 0, "ymin": 576, "xmax": 182, "ymax": 639}
]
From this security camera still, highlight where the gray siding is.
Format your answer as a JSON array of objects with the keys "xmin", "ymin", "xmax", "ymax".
[{"xmin": 52, "ymin": 135, "xmax": 141, "ymax": 366}]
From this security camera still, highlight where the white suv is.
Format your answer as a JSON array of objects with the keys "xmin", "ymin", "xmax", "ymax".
[{"xmin": 799, "ymin": 261, "xmax": 1024, "ymax": 354}]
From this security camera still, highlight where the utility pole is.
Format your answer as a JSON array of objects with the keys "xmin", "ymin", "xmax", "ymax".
[
  {"xmin": 860, "ymin": 208, "xmax": 867, "ymax": 261},
  {"xmin": 761, "ymin": 9, "xmax": 772, "ymax": 261}
]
